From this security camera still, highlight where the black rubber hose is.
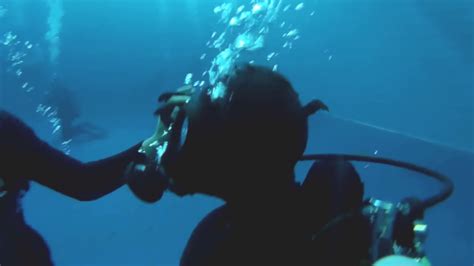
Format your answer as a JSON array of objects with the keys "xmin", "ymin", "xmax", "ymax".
[{"xmin": 300, "ymin": 154, "xmax": 454, "ymax": 210}]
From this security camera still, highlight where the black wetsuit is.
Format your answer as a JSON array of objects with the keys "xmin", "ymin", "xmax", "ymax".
[
  {"xmin": 181, "ymin": 199, "xmax": 310, "ymax": 266},
  {"xmin": 1, "ymin": 211, "xmax": 54, "ymax": 266},
  {"xmin": 181, "ymin": 160, "xmax": 370, "ymax": 266},
  {"xmin": 0, "ymin": 110, "xmax": 369, "ymax": 266},
  {"xmin": 0, "ymin": 110, "xmax": 144, "ymax": 265},
  {"xmin": 0, "ymin": 110, "xmax": 144, "ymax": 201}
]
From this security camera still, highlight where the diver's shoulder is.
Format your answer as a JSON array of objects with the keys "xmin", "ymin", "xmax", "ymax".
[
  {"xmin": 184, "ymin": 204, "xmax": 230, "ymax": 246},
  {"xmin": 0, "ymin": 110, "xmax": 36, "ymax": 139},
  {"xmin": 180, "ymin": 204, "xmax": 230, "ymax": 266},
  {"xmin": 194, "ymin": 204, "xmax": 230, "ymax": 232},
  {"xmin": 0, "ymin": 110, "xmax": 29, "ymax": 129}
]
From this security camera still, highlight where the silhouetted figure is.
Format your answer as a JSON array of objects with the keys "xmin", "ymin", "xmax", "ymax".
[
  {"xmin": 45, "ymin": 81, "xmax": 107, "ymax": 142},
  {"xmin": 143, "ymin": 65, "xmax": 369, "ymax": 265},
  {"xmin": 0, "ymin": 110, "xmax": 144, "ymax": 265},
  {"xmin": 0, "ymin": 177, "xmax": 53, "ymax": 266}
]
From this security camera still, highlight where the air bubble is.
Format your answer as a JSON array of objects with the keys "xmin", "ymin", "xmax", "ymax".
[
  {"xmin": 295, "ymin": 3, "xmax": 304, "ymax": 11},
  {"xmin": 283, "ymin": 42, "xmax": 293, "ymax": 49},
  {"xmin": 236, "ymin": 5, "xmax": 245, "ymax": 14},
  {"xmin": 286, "ymin": 29, "xmax": 299, "ymax": 38},
  {"xmin": 202, "ymin": 0, "xmax": 301, "ymax": 88},
  {"xmin": 252, "ymin": 3, "xmax": 264, "ymax": 14},
  {"xmin": 184, "ymin": 73, "xmax": 193, "ymax": 85},
  {"xmin": 53, "ymin": 125, "xmax": 61, "ymax": 134},
  {"xmin": 229, "ymin": 17, "xmax": 240, "ymax": 26},
  {"xmin": 267, "ymin": 52, "xmax": 276, "ymax": 61},
  {"xmin": 12, "ymin": 60, "xmax": 24, "ymax": 67}
]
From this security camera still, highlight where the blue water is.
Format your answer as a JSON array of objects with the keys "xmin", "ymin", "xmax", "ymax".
[{"xmin": 1, "ymin": 0, "xmax": 473, "ymax": 265}]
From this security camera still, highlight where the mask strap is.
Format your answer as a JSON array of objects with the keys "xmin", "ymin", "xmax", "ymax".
[
  {"xmin": 154, "ymin": 92, "xmax": 191, "ymax": 125},
  {"xmin": 158, "ymin": 92, "xmax": 190, "ymax": 103}
]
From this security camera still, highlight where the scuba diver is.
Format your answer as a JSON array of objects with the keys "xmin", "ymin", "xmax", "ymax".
[
  {"xmin": 138, "ymin": 65, "xmax": 367, "ymax": 265},
  {"xmin": 135, "ymin": 64, "xmax": 441, "ymax": 265},
  {"xmin": 0, "ymin": 176, "xmax": 53, "ymax": 265},
  {"xmin": 44, "ymin": 79, "xmax": 107, "ymax": 143},
  {"xmin": 0, "ymin": 109, "xmax": 144, "ymax": 264},
  {"xmin": 0, "ymin": 64, "xmax": 449, "ymax": 265}
]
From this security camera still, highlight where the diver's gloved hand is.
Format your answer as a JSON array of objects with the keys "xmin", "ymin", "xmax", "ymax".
[
  {"xmin": 126, "ymin": 85, "xmax": 193, "ymax": 203},
  {"xmin": 125, "ymin": 124, "xmax": 170, "ymax": 203},
  {"xmin": 125, "ymin": 161, "xmax": 169, "ymax": 203}
]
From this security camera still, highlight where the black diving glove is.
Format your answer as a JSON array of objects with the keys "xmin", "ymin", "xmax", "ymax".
[
  {"xmin": 125, "ymin": 160, "xmax": 169, "ymax": 203},
  {"xmin": 124, "ymin": 114, "xmax": 171, "ymax": 204},
  {"xmin": 126, "ymin": 85, "xmax": 192, "ymax": 203}
]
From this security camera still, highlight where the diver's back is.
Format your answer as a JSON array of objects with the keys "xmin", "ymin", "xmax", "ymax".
[
  {"xmin": 180, "ymin": 203, "xmax": 309, "ymax": 266},
  {"xmin": 180, "ymin": 159, "xmax": 368, "ymax": 266}
]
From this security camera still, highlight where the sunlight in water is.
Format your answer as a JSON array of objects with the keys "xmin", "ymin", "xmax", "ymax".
[{"xmin": 45, "ymin": 0, "xmax": 64, "ymax": 66}]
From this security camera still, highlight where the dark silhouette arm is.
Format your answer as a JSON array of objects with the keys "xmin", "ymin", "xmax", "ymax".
[
  {"xmin": 28, "ymin": 139, "xmax": 143, "ymax": 201},
  {"xmin": 0, "ymin": 110, "xmax": 145, "ymax": 201}
]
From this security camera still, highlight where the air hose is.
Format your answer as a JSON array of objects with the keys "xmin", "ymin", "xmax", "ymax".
[{"xmin": 300, "ymin": 154, "xmax": 454, "ymax": 210}]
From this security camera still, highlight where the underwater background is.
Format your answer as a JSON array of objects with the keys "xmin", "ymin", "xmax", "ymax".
[{"xmin": 1, "ymin": 0, "xmax": 473, "ymax": 265}]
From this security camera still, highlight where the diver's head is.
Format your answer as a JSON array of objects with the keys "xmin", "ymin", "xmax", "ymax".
[{"xmin": 161, "ymin": 64, "xmax": 325, "ymax": 199}]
